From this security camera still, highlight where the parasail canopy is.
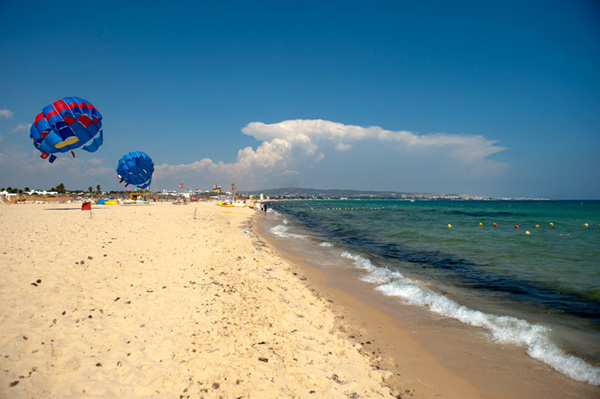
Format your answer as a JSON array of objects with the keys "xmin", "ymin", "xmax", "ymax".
[
  {"xmin": 116, "ymin": 151, "xmax": 154, "ymax": 189},
  {"xmin": 30, "ymin": 97, "xmax": 103, "ymax": 163}
]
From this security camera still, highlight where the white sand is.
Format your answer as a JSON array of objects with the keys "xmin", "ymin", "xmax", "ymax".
[{"xmin": 0, "ymin": 202, "xmax": 401, "ymax": 398}]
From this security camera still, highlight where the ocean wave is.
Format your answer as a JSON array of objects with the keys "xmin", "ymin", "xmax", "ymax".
[
  {"xmin": 270, "ymin": 223, "xmax": 306, "ymax": 239},
  {"xmin": 341, "ymin": 251, "xmax": 600, "ymax": 386}
]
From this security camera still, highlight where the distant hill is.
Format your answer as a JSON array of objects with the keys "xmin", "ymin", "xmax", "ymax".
[
  {"xmin": 239, "ymin": 187, "xmax": 485, "ymax": 200},
  {"xmin": 242, "ymin": 187, "xmax": 399, "ymax": 197}
]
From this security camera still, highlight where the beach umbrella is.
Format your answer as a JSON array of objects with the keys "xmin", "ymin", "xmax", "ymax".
[
  {"xmin": 30, "ymin": 97, "xmax": 103, "ymax": 163},
  {"xmin": 116, "ymin": 151, "xmax": 154, "ymax": 189}
]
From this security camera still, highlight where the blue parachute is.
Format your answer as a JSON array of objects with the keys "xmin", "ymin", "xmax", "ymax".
[
  {"xmin": 30, "ymin": 97, "xmax": 103, "ymax": 163},
  {"xmin": 117, "ymin": 151, "xmax": 154, "ymax": 189}
]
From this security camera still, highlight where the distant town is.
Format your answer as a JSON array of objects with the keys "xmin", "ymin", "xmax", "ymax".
[
  {"xmin": 1, "ymin": 185, "xmax": 551, "ymax": 204},
  {"xmin": 242, "ymin": 187, "xmax": 551, "ymax": 201}
]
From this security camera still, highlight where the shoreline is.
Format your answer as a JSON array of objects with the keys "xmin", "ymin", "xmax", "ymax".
[
  {"xmin": 1, "ymin": 201, "xmax": 597, "ymax": 398},
  {"xmin": 255, "ymin": 215, "xmax": 481, "ymax": 399},
  {"xmin": 256, "ymin": 208, "xmax": 600, "ymax": 398}
]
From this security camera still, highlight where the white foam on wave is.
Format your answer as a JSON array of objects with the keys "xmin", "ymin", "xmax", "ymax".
[
  {"xmin": 319, "ymin": 242, "xmax": 334, "ymax": 247},
  {"xmin": 270, "ymin": 223, "xmax": 306, "ymax": 239},
  {"xmin": 340, "ymin": 251, "xmax": 600, "ymax": 386}
]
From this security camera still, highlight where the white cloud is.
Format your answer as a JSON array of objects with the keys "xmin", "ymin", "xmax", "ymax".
[
  {"xmin": 0, "ymin": 119, "xmax": 509, "ymax": 192},
  {"xmin": 241, "ymin": 119, "xmax": 506, "ymax": 160},
  {"xmin": 11, "ymin": 123, "xmax": 30, "ymax": 133},
  {"xmin": 155, "ymin": 138, "xmax": 296, "ymax": 187},
  {"xmin": 335, "ymin": 142, "xmax": 353, "ymax": 151},
  {"xmin": 0, "ymin": 109, "xmax": 14, "ymax": 119},
  {"xmin": 154, "ymin": 119, "xmax": 508, "ymax": 190}
]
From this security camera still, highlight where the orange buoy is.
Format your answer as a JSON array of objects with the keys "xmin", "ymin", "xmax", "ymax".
[
  {"xmin": 515, "ymin": 225, "xmax": 519, "ymax": 229},
  {"xmin": 493, "ymin": 223, "xmax": 497, "ymax": 227}
]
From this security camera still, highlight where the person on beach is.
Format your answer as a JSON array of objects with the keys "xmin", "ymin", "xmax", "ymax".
[{"xmin": 260, "ymin": 202, "xmax": 268, "ymax": 213}]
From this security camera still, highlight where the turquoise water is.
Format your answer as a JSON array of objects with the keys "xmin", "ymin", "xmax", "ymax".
[{"xmin": 266, "ymin": 200, "xmax": 600, "ymax": 385}]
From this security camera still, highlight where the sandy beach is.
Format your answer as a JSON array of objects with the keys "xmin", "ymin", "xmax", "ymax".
[
  {"xmin": 1, "ymin": 201, "xmax": 405, "ymax": 398},
  {"xmin": 1, "ymin": 201, "xmax": 598, "ymax": 399}
]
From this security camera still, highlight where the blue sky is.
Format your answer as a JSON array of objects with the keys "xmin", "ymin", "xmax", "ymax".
[{"xmin": 1, "ymin": 0, "xmax": 598, "ymax": 198}]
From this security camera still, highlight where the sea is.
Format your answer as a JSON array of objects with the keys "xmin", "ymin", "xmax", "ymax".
[{"xmin": 261, "ymin": 199, "xmax": 600, "ymax": 386}]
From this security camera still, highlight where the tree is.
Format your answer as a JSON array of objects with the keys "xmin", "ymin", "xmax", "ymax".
[
  {"xmin": 88, "ymin": 186, "xmax": 93, "ymax": 194},
  {"xmin": 96, "ymin": 184, "xmax": 101, "ymax": 194},
  {"xmin": 57, "ymin": 183, "xmax": 66, "ymax": 194},
  {"xmin": 24, "ymin": 187, "xmax": 30, "ymax": 192}
]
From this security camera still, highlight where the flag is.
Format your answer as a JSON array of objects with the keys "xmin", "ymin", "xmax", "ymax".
[
  {"xmin": 82, "ymin": 202, "xmax": 92, "ymax": 211},
  {"xmin": 232, "ymin": 183, "xmax": 236, "ymax": 191},
  {"xmin": 179, "ymin": 183, "xmax": 184, "ymax": 189}
]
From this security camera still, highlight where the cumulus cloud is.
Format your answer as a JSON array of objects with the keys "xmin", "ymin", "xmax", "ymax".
[
  {"xmin": 155, "ymin": 138, "xmax": 296, "ymax": 186},
  {"xmin": 0, "ymin": 109, "xmax": 14, "ymax": 119},
  {"xmin": 155, "ymin": 119, "xmax": 508, "ymax": 190},
  {"xmin": 242, "ymin": 119, "xmax": 505, "ymax": 161}
]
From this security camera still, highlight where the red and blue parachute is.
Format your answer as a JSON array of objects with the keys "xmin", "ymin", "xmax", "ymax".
[
  {"xmin": 30, "ymin": 97, "xmax": 103, "ymax": 163},
  {"xmin": 117, "ymin": 151, "xmax": 154, "ymax": 189}
]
